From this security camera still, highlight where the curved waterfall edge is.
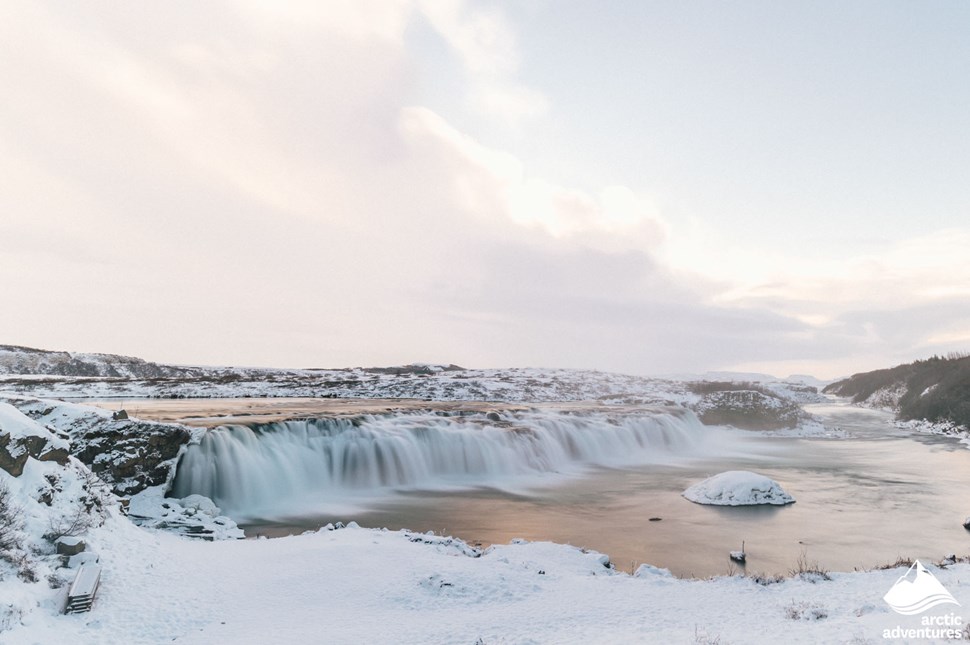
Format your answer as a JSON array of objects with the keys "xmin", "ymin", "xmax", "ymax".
[{"xmin": 167, "ymin": 407, "xmax": 718, "ymax": 520}]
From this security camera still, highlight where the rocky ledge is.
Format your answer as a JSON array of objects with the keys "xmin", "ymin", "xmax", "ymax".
[{"xmin": 3, "ymin": 396, "xmax": 192, "ymax": 496}]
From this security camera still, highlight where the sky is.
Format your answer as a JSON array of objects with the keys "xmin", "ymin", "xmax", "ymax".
[{"xmin": 1, "ymin": 1, "xmax": 969, "ymax": 379}]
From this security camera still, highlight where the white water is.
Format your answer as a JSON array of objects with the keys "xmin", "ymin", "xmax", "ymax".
[{"xmin": 171, "ymin": 408, "xmax": 717, "ymax": 519}]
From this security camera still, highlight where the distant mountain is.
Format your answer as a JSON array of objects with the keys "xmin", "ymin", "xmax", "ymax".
[
  {"xmin": 359, "ymin": 363, "xmax": 466, "ymax": 375},
  {"xmin": 0, "ymin": 345, "xmax": 199, "ymax": 379},
  {"xmin": 824, "ymin": 353, "xmax": 970, "ymax": 428},
  {"xmin": 784, "ymin": 374, "xmax": 831, "ymax": 389}
]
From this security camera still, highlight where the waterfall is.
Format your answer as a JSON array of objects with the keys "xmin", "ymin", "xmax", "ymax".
[{"xmin": 170, "ymin": 408, "xmax": 712, "ymax": 519}]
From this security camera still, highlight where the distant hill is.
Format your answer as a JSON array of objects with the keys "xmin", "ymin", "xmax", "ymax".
[
  {"xmin": 824, "ymin": 353, "xmax": 970, "ymax": 428},
  {"xmin": 0, "ymin": 346, "xmax": 821, "ymax": 429},
  {"xmin": 0, "ymin": 345, "xmax": 198, "ymax": 379}
]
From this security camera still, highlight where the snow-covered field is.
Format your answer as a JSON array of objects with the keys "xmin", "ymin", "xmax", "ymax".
[{"xmin": 0, "ymin": 348, "xmax": 825, "ymax": 408}]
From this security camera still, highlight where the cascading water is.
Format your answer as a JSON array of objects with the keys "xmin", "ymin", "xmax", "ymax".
[{"xmin": 170, "ymin": 408, "xmax": 714, "ymax": 519}]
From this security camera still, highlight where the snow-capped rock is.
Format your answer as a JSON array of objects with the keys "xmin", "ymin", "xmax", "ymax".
[
  {"xmin": 0, "ymin": 402, "xmax": 70, "ymax": 476},
  {"xmin": 179, "ymin": 494, "xmax": 221, "ymax": 517},
  {"xmin": 682, "ymin": 470, "xmax": 795, "ymax": 506},
  {"xmin": 3, "ymin": 396, "xmax": 192, "ymax": 495}
]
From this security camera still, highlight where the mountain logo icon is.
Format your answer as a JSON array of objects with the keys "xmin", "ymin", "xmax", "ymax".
[{"xmin": 883, "ymin": 560, "xmax": 961, "ymax": 615}]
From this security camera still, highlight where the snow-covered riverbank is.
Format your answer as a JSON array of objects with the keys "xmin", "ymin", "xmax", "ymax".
[{"xmin": 6, "ymin": 511, "xmax": 969, "ymax": 644}]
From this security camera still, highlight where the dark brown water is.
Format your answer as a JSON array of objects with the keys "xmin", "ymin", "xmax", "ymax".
[{"xmin": 243, "ymin": 403, "xmax": 970, "ymax": 577}]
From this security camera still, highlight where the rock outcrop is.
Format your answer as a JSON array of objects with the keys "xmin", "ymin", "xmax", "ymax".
[
  {"xmin": 692, "ymin": 389, "xmax": 802, "ymax": 430},
  {"xmin": 0, "ymin": 402, "xmax": 70, "ymax": 477},
  {"xmin": 4, "ymin": 397, "xmax": 191, "ymax": 495},
  {"xmin": 0, "ymin": 344, "xmax": 199, "ymax": 378}
]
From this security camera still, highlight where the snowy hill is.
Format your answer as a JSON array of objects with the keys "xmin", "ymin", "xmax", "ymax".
[
  {"xmin": 0, "ymin": 346, "xmax": 826, "ymax": 414},
  {"xmin": 0, "ymin": 345, "xmax": 198, "ymax": 379},
  {"xmin": 824, "ymin": 353, "xmax": 970, "ymax": 429}
]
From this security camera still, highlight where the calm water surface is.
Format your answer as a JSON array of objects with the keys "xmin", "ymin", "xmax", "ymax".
[{"xmin": 243, "ymin": 403, "xmax": 970, "ymax": 577}]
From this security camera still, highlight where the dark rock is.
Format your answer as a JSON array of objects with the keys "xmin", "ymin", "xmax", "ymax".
[
  {"xmin": 37, "ymin": 446, "xmax": 70, "ymax": 465},
  {"xmin": 55, "ymin": 537, "xmax": 86, "ymax": 556},
  {"xmin": 8, "ymin": 398, "xmax": 192, "ymax": 496},
  {"xmin": 0, "ymin": 433, "xmax": 29, "ymax": 477},
  {"xmin": 72, "ymin": 420, "xmax": 191, "ymax": 495},
  {"xmin": 485, "ymin": 412, "xmax": 501, "ymax": 422},
  {"xmin": 0, "ymin": 429, "xmax": 69, "ymax": 476}
]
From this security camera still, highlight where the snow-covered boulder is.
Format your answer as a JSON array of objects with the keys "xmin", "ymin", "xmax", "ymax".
[
  {"xmin": 55, "ymin": 536, "xmax": 86, "ymax": 555},
  {"xmin": 180, "ymin": 494, "xmax": 221, "ymax": 517},
  {"xmin": 682, "ymin": 470, "xmax": 795, "ymax": 506},
  {"xmin": 127, "ymin": 487, "xmax": 244, "ymax": 540}
]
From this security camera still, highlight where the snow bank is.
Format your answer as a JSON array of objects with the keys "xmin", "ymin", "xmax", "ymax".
[{"xmin": 683, "ymin": 470, "xmax": 795, "ymax": 506}]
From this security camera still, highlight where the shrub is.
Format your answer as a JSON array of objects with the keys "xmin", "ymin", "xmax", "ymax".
[
  {"xmin": 0, "ymin": 480, "xmax": 23, "ymax": 553},
  {"xmin": 789, "ymin": 552, "xmax": 831, "ymax": 581},
  {"xmin": 785, "ymin": 600, "xmax": 828, "ymax": 620},
  {"xmin": 824, "ymin": 354, "xmax": 970, "ymax": 428}
]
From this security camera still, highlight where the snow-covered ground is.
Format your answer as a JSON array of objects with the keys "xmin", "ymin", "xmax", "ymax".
[
  {"xmin": 7, "ymin": 509, "xmax": 970, "ymax": 644},
  {"xmin": 0, "ymin": 365, "xmax": 696, "ymax": 402},
  {"xmin": 8, "ymin": 353, "xmax": 944, "ymax": 643},
  {"xmin": 0, "ymin": 350, "xmax": 826, "ymax": 409},
  {"xmin": 894, "ymin": 418, "xmax": 970, "ymax": 449}
]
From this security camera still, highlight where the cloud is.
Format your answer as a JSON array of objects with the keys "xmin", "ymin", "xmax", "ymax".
[
  {"xmin": 399, "ymin": 106, "xmax": 665, "ymax": 248},
  {"xmin": 415, "ymin": 0, "xmax": 547, "ymax": 123},
  {"xmin": 0, "ymin": 1, "xmax": 966, "ymax": 379}
]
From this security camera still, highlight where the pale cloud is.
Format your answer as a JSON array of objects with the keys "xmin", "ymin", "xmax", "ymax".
[
  {"xmin": 417, "ymin": 0, "xmax": 517, "ymax": 75},
  {"xmin": 399, "ymin": 106, "xmax": 664, "ymax": 249},
  {"xmin": 714, "ymin": 228, "xmax": 970, "ymax": 313},
  {"xmin": 238, "ymin": 0, "xmax": 414, "ymax": 42},
  {"xmin": 468, "ymin": 80, "xmax": 549, "ymax": 121},
  {"xmin": 416, "ymin": 0, "xmax": 548, "ymax": 123},
  {"xmin": 0, "ymin": 1, "xmax": 965, "ymax": 379}
]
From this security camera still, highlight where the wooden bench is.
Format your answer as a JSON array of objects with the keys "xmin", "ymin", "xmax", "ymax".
[{"xmin": 65, "ymin": 564, "xmax": 102, "ymax": 614}]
